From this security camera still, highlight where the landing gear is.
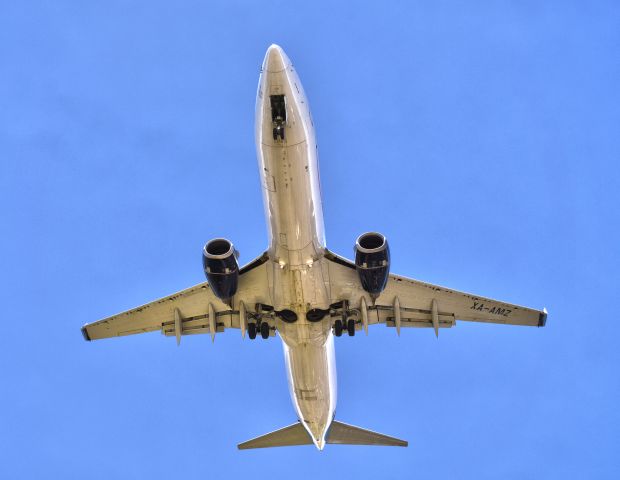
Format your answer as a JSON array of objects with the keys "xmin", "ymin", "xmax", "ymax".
[
  {"xmin": 248, "ymin": 322, "xmax": 257, "ymax": 340},
  {"xmin": 306, "ymin": 308, "xmax": 329, "ymax": 322},
  {"xmin": 334, "ymin": 319, "xmax": 343, "ymax": 337},
  {"xmin": 270, "ymin": 95, "xmax": 287, "ymax": 141},
  {"xmin": 276, "ymin": 309, "xmax": 298, "ymax": 323},
  {"xmin": 251, "ymin": 304, "xmax": 276, "ymax": 340},
  {"xmin": 273, "ymin": 124, "xmax": 285, "ymax": 141},
  {"xmin": 260, "ymin": 321, "xmax": 270, "ymax": 339},
  {"xmin": 347, "ymin": 319, "xmax": 356, "ymax": 337}
]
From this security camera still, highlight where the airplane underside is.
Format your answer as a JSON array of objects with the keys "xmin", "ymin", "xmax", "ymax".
[{"xmin": 81, "ymin": 44, "xmax": 547, "ymax": 451}]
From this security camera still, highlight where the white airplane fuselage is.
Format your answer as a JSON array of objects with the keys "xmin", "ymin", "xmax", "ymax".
[
  {"xmin": 79, "ymin": 44, "xmax": 544, "ymax": 451},
  {"xmin": 255, "ymin": 45, "xmax": 335, "ymax": 450}
]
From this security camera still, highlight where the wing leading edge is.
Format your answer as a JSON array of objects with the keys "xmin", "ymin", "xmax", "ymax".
[
  {"xmin": 81, "ymin": 252, "xmax": 271, "ymax": 342},
  {"xmin": 324, "ymin": 250, "xmax": 546, "ymax": 333}
]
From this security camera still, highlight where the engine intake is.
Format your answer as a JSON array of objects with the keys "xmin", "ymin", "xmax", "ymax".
[
  {"xmin": 354, "ymin": 232, "xmax": 390, "ymax": 297},
  {"xmin": 202, "ymin": 238, "xmax": 239, "ymax": 302}
]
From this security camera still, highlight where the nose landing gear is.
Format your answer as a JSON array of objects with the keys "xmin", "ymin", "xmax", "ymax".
[
  {"xmin": 270, "ymin": 94, "xmax": 287, "ymax": 141},
  {"xmin": 273, "ymin": 123, "xmax": 285, "ymax": 141}
]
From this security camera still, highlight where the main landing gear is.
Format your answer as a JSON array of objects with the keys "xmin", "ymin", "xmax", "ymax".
[
  {"xmin": 248, "ymin": 322, "xmax": 257, "ymax": 340},
  {"xmin": 329, "ymin": 300, "xmax": 357, "ymax": 337},
  {"xmin": 260, "ymin": 321, "xmax": 270, "ymax": 339},
  {"xmin": 333, "ymin": 318, "xmax": 356, "ymax": 337},
  {"xmin": 334, "ymin": 319, "xmax": 343, "ymax": 337},
  {"xmin": 247, "ymin": 320, "xmax": 270, "ymax": 340},
  {"xmin": 246, "ymin": 303, "xmax": 283, "ymax": 340},
  {"xmin": 347, "ymin": 318, "xmax": 356, "ymax": 337}
]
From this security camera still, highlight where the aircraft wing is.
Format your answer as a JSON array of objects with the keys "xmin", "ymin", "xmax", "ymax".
[
  {"xmin": 81, "ymin": 253, "xmax": 271, "ymax": 342},
  {"xmin": 324, "ymin": 250, "xmax": 546, "ymax": 334}
]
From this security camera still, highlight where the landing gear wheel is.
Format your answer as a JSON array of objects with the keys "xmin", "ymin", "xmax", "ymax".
[
  {"xmin": 347, "ymin": 319, "xmax": 356, "ymax": 337},
  {"xmin": 334, "ymin": 319, "xmax": 343, "ymax": 337},
  {"xmin": 248, "ymin": 322, "xmax": 257, "ymax": 340},
  {"xmin": 260, "ymin": 322, "xmax": 270, "ymax": 339}
]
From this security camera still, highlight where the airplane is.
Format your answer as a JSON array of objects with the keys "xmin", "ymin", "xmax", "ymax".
[{"xmin": 81, "ymin": 44, "xmax": 547, "ymax": 451}]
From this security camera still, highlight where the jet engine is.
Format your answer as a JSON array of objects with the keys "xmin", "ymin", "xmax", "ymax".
[
  {"xmin": 202, "ymin": 238, "xmax": 239, "ymax": 303},
  {"xmin": 354, "ymin": 232, "xmax": 390, "ymax": 297}
]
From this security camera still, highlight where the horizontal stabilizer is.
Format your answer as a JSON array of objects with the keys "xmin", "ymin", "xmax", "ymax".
[
  {"xmin": 237, "ymin": 423, "xmax": 312, "ymax": 450},
  {"xmin": 238, "ymin": 420, "xmax": 407, "ymax": 450},
  {"xmin": 327, "ymin": 421, "xmax": 408, "ymax": 447}
]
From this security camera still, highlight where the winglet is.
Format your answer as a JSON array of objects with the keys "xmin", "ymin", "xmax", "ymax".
[
  {"xmin": 538, "ymin": 308, "xmax": 548, "ymax": 327},
  {"xmin": 81, "ymin": 326, "xmax": 91, "ymax": 342},
  {"xmin": 431, "ymin": 299, "xmax": 439, "ymax": 338}
]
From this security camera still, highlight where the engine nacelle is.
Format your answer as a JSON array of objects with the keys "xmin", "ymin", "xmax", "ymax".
[
  {"xmin": 354, "ymin": 232, "xmax": 390, "ymax": 296},
  {"xmin": 202, "ymin": 238, "xmax": 239, "ymax": 302}
]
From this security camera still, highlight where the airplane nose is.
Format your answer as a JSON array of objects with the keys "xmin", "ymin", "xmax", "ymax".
[{"xmin": 262, "ymin": 44, "xmax": 292, "ymax": 73}]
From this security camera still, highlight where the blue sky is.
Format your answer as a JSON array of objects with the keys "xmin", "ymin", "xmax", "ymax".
[{"xmin": 1, "ymin": 1, "xmax": 619, "ymax": 478}]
